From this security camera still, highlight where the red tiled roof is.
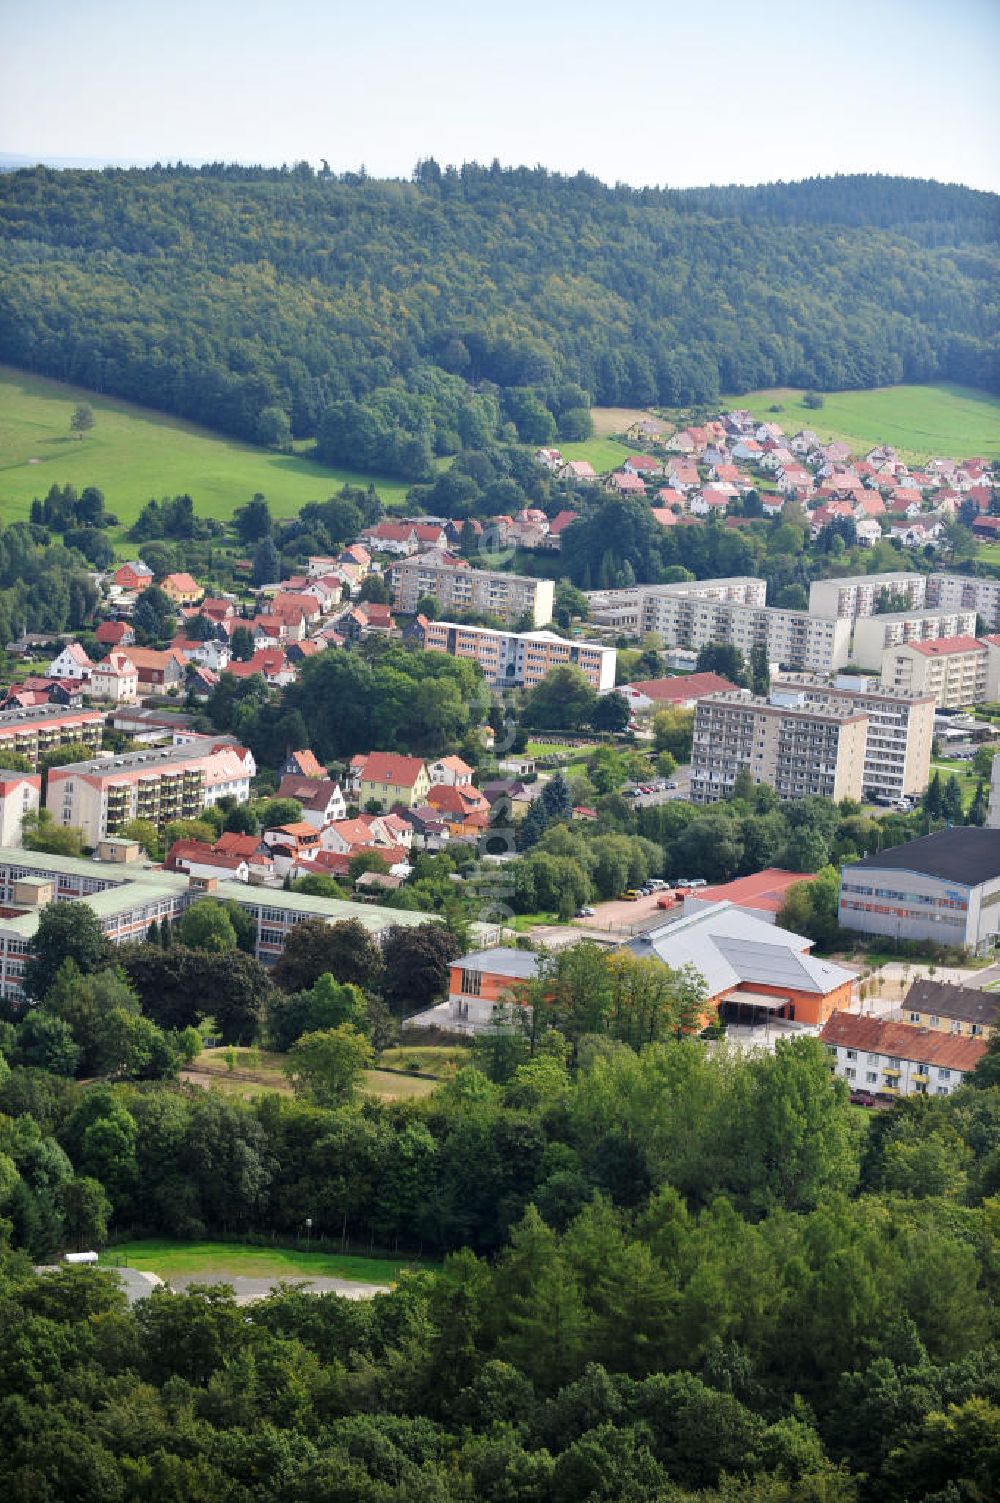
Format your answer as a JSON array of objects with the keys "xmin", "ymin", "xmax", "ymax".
[
  {"xmin": 820, "ymin": 1013, "xmax": 987, "ymax": 1072},
  {"xmin": 356, "ymin": 752, "xmax": 427, "ymax": 787},
  {"xmin": 624, "ymin": 672, "xmax": 737, "ymax": 704},
  {"xmin": 905, "ymin": 636, "xmax": 984, "ymax": 657},
  {"xmin": 693, "ymin": 867, "xmax": 813, "ymax": 914}
]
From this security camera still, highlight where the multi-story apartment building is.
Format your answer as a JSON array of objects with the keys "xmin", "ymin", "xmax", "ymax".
[
  {"xmin": 690, "ymin": 690, "xmax": 869, "ymax": 804},
  {"xmin": 0, "ymin": 704, "xmax": 104, "ymax": 769},
  {"xmin": 849, "ymin": 608, "xmax": 978, "ymax": 668},
  {"xmin": 389, "ymin": 551, "xmax": 555, "ymax": 627},
  {"xmin": 900, "ymin": 977, "xmax": 998, "ymax": 1039},
  {"xmin": 422, "ymin": 621, "xmax": 617, "ymax": 692},
  {"xmin": 809, "ymin": 571, "xmax": 1000, "ymax": 631},
  {"xmin": 585, "ymin": 579, "xmax": 851, "ymax": 671},
  {"xmin": 0, "ymin": 770, "xmax": 41, "ymax": 845},
  {"xmin": 46, "ymin": 738, "xmax": 256, "ymax": 845},
  {"xmin": 808, "ymin": 572, "xmax": 927, "ymax": 620},
  {"xmin": 0, "ymin": 848, "xmax": 432, "ymax": 1000},
  {"xmin": 879, "ymin": 636, "xmax": 988, "ymax": 709},
  {"xmin": 988, "ymin": 752, "xmax": 1000, "ymax": 830},
  {"xmin": 772, "ymin": 674, "xmax": 934, "ymax": 802},
  {"xmin": 838, "ymin": 828, "xmax": 1000, "ymax": 953},
  {"xmin": 821, "ymin": 1012, "xmax": 986, "ymax": 1099}
]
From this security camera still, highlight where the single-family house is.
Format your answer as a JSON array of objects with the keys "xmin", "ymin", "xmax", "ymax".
[{"xmin": 47, "ymin": 642, "xmax": 93, "ymax": 681}]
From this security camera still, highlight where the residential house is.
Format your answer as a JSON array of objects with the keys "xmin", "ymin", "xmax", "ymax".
[
  {"xmin": 280, "ymin": 749, "xmax": 326, "ymax": 780},
  {"xmin": 349, "ymin": 752, "xmax": 431, "ymax": 811},
  {"xmin": 614, "ymin": 672, "xmax": 738, "ymax": 717},
  {"xmin": 559, "ymin": 460, "xmax": 597, "ymax": 484},
  {"xmin": 166, "ymin": 839, "xmax": 250, "ymax": 884},
  {"xmin": 125, "ymin": 647, "xmax": 187, "ymax": 692},
  {"xmin": 159, "ymin": 572, "xmax": 203, "ymax": 607},
  {"xmin": 276, "ymin": 775, "xmax": 347, "ymax": 829},
  {"xmin": 95, "ymin": 620, "xmax": 136, "ymax": 649},
  {"xmin": 623, "ymin": 455, "xmax": 662, "ymax": 478},
  {"xmin": 112, "ymin": 561, "xmax": 153, "ymax": 593},
  {"xmin": 900, "ymin": 978, "xmax": 998, "ymax": 1039},
  {"xmin": 608, "ymin": 470, "xmax": 647, "ymax": 496},
  {"xmin": 90, "ymin": 651, "xmax": 139, "ymax": 705},
  {"xmin": 428, "ymin": 755, "xmax": 475, "ymax": 787},
  {"xmin": 47, "ymin": 642, "xmax": 93, "ymax": 681}
]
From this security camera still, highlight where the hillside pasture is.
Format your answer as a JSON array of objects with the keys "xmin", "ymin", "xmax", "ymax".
[
  {"xmin": 718, "ymin": 383, "xmax": 1000, "ymax": 461},
  {"xmin": 0, "ymin": 365, "xmax": 409, "ymax": 531}
]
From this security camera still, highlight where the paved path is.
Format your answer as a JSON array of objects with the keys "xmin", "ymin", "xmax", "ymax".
[{"xmin": 166, "ymin": 1273, "xmax": 391, "ymax": 1303}]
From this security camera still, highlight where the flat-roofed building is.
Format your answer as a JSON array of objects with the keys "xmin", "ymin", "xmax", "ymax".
[
  {"xmin": 821, "ymin": 1012, "xmax": 986, "ymax": 1098},
  {"xmin": 849, "ymin": 608, "xmax": 978, "ymax": 668},
  {"xmin": 0, "ymin": 847, "xmax": 433, "ymax": 1000},
  {"xmin": 0, "ymin": 770, "xmax": 41, "ymax": 846},
  {"xmin": 422, "ymin": 621, "xmax": 616, "ymax": 692},
  {"xmin": 447, "ymin": 946, "xmax": 544, "ymax": 1029},
  {"xmin": 46, "ymin": 738, "xmax": 256, "ymax": 846},
  {"xmin": 691, "ymin": 689, "xmax": 869, "ymax": 804},
  {"xmin": 0, "ymin": 704, "xmax": 104, "ymax": 769},
  {"xmin": 839, "ymin": 828, "xmax": 1000, "ymax": 953},
  {"xmin": 879, "ymin": 636, "xmax": 988, "ymax": 709},
  {"xmin": 586, "ymin": 579, "xmax": 850, "ymax": 671},
  {"xmin": 389, "ymin": 551, "xmax": 555, "ymax": 627},
  {"xmin": 809, "ymin": 572, "xmax": 927, "ymax": 620},
  {"xmin": 772, "ymin": 674, "xmax": 934, "ymax": 802}
]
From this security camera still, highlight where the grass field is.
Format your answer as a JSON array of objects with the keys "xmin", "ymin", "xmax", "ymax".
[
  {"xmin": 929, "ymin": 758, "xmax": 983, "ymax": 813},
  {"xmin": 99, "ymin": 1239, "xmax": 426, "ymax": 1284},
  {"xmin": 185, "ymin": 1047, "xmax": 438, "ymax": 1101},
  {"xmin": 0, "ymin": 364, "xmax": 410, "ymax": 531},
  {"xmin": 719, "ymin": 384, "xmax": 1000, "ymax": 461},
  {"xmin": 556, "ymin": 435, "xmax": 637, "ymax": 473},
  {"xmin": 379, "ymin": 1044, "xmax": 471, "ymax": 1074}
]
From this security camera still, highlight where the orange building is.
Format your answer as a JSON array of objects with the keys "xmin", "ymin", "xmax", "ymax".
[{"xmin": 448, "ymin": 948, "xmax": 544, "ymax": 1027}]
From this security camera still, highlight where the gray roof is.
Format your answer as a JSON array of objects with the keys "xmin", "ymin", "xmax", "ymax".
[
  {"xmin": 456, "ymin": 947, "xmax": 543, "ymax": 980},
  {"xmin": 905, "ymin": 978, "xmax": 999, "ymax": 1027},
  {"xmin": 627, "ymin": 901, "xmax": 854, "ymax": 998}
]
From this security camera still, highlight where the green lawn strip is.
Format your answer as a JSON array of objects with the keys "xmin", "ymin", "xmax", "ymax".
[
  {"xmin": 0, "ymin": 364, "xmax": 409, "ymax": 528},
  {"xmin": 716, "ymin": 383, "xmax": 1000, "ymax": 461},
  {"xmin": 362, "ymin": 1069, "xmax": 437, "ymax": 1100},
  {"xmin": 929, "ymin": 760, "xmax": 981, "ymax": 811},
  {"xmin": 557, "ymin": 435, "xmax": 642, "ymax": 473},
  {"xmin": 379, "ymin": 1045, "xmax": 471, "ymax": 1074},
  {"xmin": 98, "ymin": 1239, "xmax": 431, "ymax": 1284}
]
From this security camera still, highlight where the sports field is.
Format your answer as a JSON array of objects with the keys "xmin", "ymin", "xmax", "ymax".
[
  {"xmin": 98, "ymin": 1239, "xmax": 426, "ymax": 1285},
  {"xmin": 0, "ymin": 365, "xmax": 409, "ymax": 529},
  {"xmin": 719, "ymin": 383, "xmax": 1000, "ymax": 461}
]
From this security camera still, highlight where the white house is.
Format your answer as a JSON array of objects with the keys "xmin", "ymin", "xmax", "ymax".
[
  {"xmin": 48, "ymin": 642, "xmax": 93, "ymax": 681},
  {"xmin": 90, "ymin": 651, "xmax": 139, "ymax": 705},
  {"xmin": 821, "ymin": 1012, "xmax": 986, "ymax": 1099}
]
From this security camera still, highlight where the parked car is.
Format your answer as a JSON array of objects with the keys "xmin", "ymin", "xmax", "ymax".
[
  {"xmin": 575, "ymin": 906, "xmax": 595, "ymax": 918},
  {"xmin": 664, "ymin": 779, "xmax": 678, "ymax": 789},
  {"xmin": 622, "ymin": 889, "xmax": 642, "ymax": 901}
]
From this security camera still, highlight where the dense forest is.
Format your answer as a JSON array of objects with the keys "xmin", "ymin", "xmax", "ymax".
[{"xmin": 1, "ymin": 164, "xmax": 997, "ymax": 476}]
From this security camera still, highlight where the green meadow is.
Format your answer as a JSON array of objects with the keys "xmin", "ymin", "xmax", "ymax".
[
  {"xmin": 0, "ymin": 365, "xmax": 410, "ymax": 530},
  {"xmin": 98, "ymin": 1239, "xmax": 428, "ymax": 1285},
  {"xmin": 719, "ymin": 383, "xmax": 1000, "ymax": 461}
]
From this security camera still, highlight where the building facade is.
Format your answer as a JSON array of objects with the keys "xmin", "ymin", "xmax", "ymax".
[
  {"xmin": 809, "ymin": 572, "xmax": 1000, "ymax": 632},
  {"xmin": 690, "ymin": 690, "xmax": 869, "ymax": 804},
  {"xmin": 389, "ymin": 553, "xmax": 555, "ymax": 627},
  {"xmin": 0, "ymin": 848, "xmax": 432, "ymax": 1000},
  {"xmin": 422, "ymin": 621, "xmax": 617, "ymax": 692},
  {"xmin": 878, "ymin": 637, "xmax": 988, "ymax": 709},
  {"xmin": 0, "ymin": 770, "xmax": 41, "ymax": 846},
  {"xmin": 586, "ymin": 579, "xmax": 851, "ymax": 671},
  {"xmin": 839, "ymin": 828, "xmax": 1000, "ymax": 953},
  {"xmin": 772, "ymin": 674, "xmax": 934, "ymax": 802},
  {"xmin": 46, "ymin": 738, "xmax": 255, "ymax": 845},
  {"xmin": 821, "ymin": 1013, "xmax": 986, "ymax": 1098},
  {"xmin": 849, "ymin": 609, "xmax": 979, "ymax": 668},
  {"xmin": 0, "ymin": 705, "xmax": 104, "ymax": 769}
]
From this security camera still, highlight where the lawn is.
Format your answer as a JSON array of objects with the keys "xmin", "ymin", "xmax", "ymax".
[
  {"xmin": 718, "ymin": 383, "xmax": 1000, "ymax": 461},
  {"xmin": 589, "ymin": 406, "xmax": 666, "ymax": 439},
  {"xmin": 929, "ymin": 759, "xmax": 984, "ymax": 813},
  {"xmin": 976, "ymin": 543, "xmax": 1000, "ymax": 568},
  {"xmin": 558, "ymin": 435, "xmax": 638, "ymax": 474},
  {"xmin": 379, "ymin": 1044, "xmax": 471, "ymax": 1074},
  {"xmin": 98, "ymin": 1238, "xmax": 428, "ymax": 1285},
  {"xmin": 186, "ymin": 1046, "xmax": 437, "ymax": 1102},
  {"xmin": 0, "ymin": 364, "xmax": 410, "ymax": 533}
]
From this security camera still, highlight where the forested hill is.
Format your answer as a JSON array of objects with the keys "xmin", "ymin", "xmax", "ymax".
[{"xmin": 0, "ymin": 163, "xmax": 997, "ymax": 477}]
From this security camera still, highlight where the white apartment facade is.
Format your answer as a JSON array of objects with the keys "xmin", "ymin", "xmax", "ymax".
[
  {"xmin": 389, "ymin": 553, "xmax": 555, "ymax": 627},
  {"xmin": 422, "ymin": 621, "xmax": 617, "ymax": 692},
  {"xmin": 46, "ymin": 738, "xmax": 256, "ymax": 845},
  {"xmin": 690, "ymin": 690, "xmax": 869, "ymax": 804},
  {"xmin": 879, "ymin": 637, "xmax": 987, "ymax": 709},
  {"xmin": 849, "ymin": 608, "xmax": 978, "ymax": 668},
  {"xmin": 772, "ymin": 674, "xmax": 934, "ymax": 802},
  {"xmin": 821, "ymin": 1013, "xmax": 985, "ymax": 1099},
  {"xmin": 809, "ymin": 571, "xmax": 1000, "ymax": 631}
]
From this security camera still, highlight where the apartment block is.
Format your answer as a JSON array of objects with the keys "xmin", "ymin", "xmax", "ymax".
[
  {"xmin": 0, "ymin": 704, "xmax": 104, "ymax": 769},
  {"xmin": 690, "ymin": 690, "xmax": 869, "ymax": 804},
  {"xmin": 808, "ymin": 571, "xmax": 1000, "ymax": 632},
  {"xmin": 422, "ymin": 621, "xmax": 617, "ymax": 692},
  {"xmin": 389, "ymin": 551, "xmax": 554, "ymax": 627},
  {"xmin": 879, "ymin": 637, "xmax": 987, "ymax": 709},
  {"xmin": 46, "ymin": 738, "xmax": 256, "ymax": 846},
  {"xmin": 821, "ymin": 1013, "xmax": 986, "ymax": 1099},
  {"xmin": 585, "ymin": 579, "xmax": 850, "ymax": 671},
  {"xmin": 772, "ymin": 674, "xmax": 934, "ymax": 802},
  {"xmin": 0, "ymin": 770, "xmax": 41, "ymax": 845},
  {"xmin": 0, "ymin": 848, "xmax": 432, "ymax": 1000},
  {"xmin": 849, "ymin": 609, "xmax": 978, "ymax": 668},
  {"xmin": 808, "ymin": 573, "xmax": 927, "ymax": 620}
]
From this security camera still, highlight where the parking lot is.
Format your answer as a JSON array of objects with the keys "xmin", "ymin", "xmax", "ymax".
[{"xmin": 577, "ymin": 887, "xmax": 690, "ymax": 935}]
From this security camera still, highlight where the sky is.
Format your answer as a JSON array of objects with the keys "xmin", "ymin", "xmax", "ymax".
[{"xmin": 2, "ymin": 0, "xmax": 999, "ymax": 191}]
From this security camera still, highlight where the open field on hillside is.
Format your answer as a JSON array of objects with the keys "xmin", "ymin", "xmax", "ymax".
[
  {"xmin": 0, "ymin": 365, "xmax": 409, "ymax": 530},
  {"xmin": 99, "ymin": 1239, "xmax": 427, "ymax": 1284},
  {"xmin": 719, "ymin": 383, "xmax": 1000, "ymax": 461},
  {"xmin": 589, "ymin": 406, "xmax": 664, "ymax": 438},
  {"xmin": 185, "ymin": 1046, "xmax": 438, "ymax": 1102}
]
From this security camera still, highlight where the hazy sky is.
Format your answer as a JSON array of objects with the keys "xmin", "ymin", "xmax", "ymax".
[{"xmin": 2, "ymin": 0, "xmax": 998, "ymax": 190}]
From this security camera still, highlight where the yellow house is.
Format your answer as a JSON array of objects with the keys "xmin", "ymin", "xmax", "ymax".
[
  {"xmin": 160, "ymin": 572, "xmax": 204, "ymax": 607},
  {"xmin": 902, "ymin": 978, "xmax": 997, "ymax": 1039},
  {"xmin": 351, "ymin": 752, "xmax": 430, "ymax": 811}
]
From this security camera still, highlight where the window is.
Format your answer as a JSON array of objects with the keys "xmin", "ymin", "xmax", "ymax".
[
  {"xmin": 908, "ymin": 1012, "xmax": 921, "ymax": 1023},
  {"xmin": 866, "ymin": 1071, "xmax": 878, "ymax": 1084},
  {"xmin": 845, "ymin": 1049, "xmax": 857, "ymax": 1060},
  {"xmin": 845, "ymin": 1067, "xmax": 856, "ymax": 1080},
  {"xmin": 459, "ymin": 968, "xmax": 482, "ymax": 996},
  {"xmin": 938, "ymin": 1068, "xmax": 951, "ymax": 1080}
]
